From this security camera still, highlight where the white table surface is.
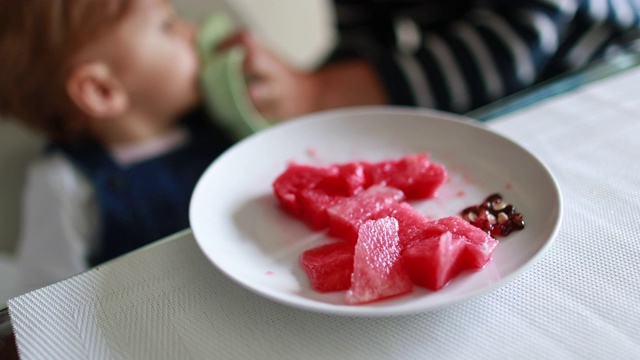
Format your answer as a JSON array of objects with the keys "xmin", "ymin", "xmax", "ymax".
[{"xmin": 7, "ymin": 64, "xmax": 640, "ymax": 359}]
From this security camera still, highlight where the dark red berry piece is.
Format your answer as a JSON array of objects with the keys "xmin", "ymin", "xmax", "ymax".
[{"xmin": 460, "ymin": 193, "xmax": 525, "ymax": 238}]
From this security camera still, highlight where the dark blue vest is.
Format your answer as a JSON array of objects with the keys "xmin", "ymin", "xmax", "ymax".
[{"xmin": 55, "ymin": 111, "xmax": 233, "ymax": 266}]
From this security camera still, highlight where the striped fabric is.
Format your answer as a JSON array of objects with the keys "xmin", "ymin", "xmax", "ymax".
[{"xmin": 332, "ymin": 0, "xmax": 640, "ymax": 113}]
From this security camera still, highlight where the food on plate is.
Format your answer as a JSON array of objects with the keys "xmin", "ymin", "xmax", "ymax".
[
  {"xmin": 300, "ymin": 214, "xmax": 498, "ymax": 295},
  {"xmin": 326, "ymin": 185, "xmax": 405, "ymax": 242},
  {"xmin": 402, "ymin": 231, "xmax": 464, "ymax": 291},
  {"xmin": 274, "ymin": 154, "xmax": 504, "ymax": 305},
  {"xmin": 364, "ymin": 153, "xmax": 447, "ymax": 199},
  {"xmin": 272, "ymin": 154, "xmax": 447, "ymax": 231},
  {"xmin": 300, "ymin": 242, "xmax": 355, "ymax": 293},
  {"xmin": 346, "ymin": 217, "xmax": 413, "ymax": 304},
  {"xmin": 460, "ymin": 193, "xmax": 526, "ymax": 237},
  {"xmin": 273, "ymin": 163, "xmax": 338, "ymax": 217},
  {"xmin": 402, "ymin": 216, "xmax": 498, "ymax": 290}
]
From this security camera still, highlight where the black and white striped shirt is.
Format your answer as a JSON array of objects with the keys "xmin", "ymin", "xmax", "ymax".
[{"xmin": 331, "ymin": 0, "xmax": 640, "ymax": 113}]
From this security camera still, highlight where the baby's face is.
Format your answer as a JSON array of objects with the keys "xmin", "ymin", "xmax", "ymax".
[{"xmin": 105, "ymin": 0, "xmax": 201, "ymax": 122}]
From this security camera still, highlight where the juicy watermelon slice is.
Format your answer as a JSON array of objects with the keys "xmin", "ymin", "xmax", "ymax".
[
  {"xmin": 272, "ymin": 163, "xmax": 337, "ymax": 216},
  {"xmin": 402, "ymin": 231, "xmax": 466, "ymax": 290},
  {"xmin": 400, "ymin": 216, "xmax": 498, "ymax": 290},
  {"xmin": 300, "ymin": 242, "xmax": 355, "ymax": 293},
  {"xmin": 346, "ymin": 217, "xmax": 413, "ymax": 304},
  {"xmin": 335, "ymin": 162, "xmax": 368, "ymax": 196},
  {"xmin": 376, "ymin": 202, "xmax": 436, "ymax": 249},
  {"xmin": 434, "ymin": 216, "xmax": 499, "ymax": 269},
  {"xmin": 326, "ymin": 185, "xmax": 405, "ymax": 242},
  {"xmin": 297, "ymin": 189, "xmax": 347, "ymax": 230},
  {"xmin": 273, "ymin": 154, "xmax": 448, "ymax": 218},
  {"xmin": 364, "ymin": 153, "xmax": 447, "ymax": 199}
]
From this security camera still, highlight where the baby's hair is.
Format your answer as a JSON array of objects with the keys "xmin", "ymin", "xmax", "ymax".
[{"xmin": 0, "ymin": 0, "xmax": 134, "ymax": 144}]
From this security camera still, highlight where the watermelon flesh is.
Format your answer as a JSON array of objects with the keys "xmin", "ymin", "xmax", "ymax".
[
  {"xmin": 346, "ymin": 217, "xmax": 413, "ymax": 304},
  {"xmin": 297, "ymin": 189, "xmax": 347, "ymax": 230},
  {"xmin": 376, "ymin": 202, "xmax": 436, "ymax": 249},
  {"xmin": 278, "ymin": 154, "xmax": 499, "ymax": 303},
  {"xmin": 303, "ymin": 211, "xmax": 498, "ymax": 294},
  {"xmin": 335, "ymin": 162, "xmax": 368, "ymax": 196},
  {"xmin": 326, "ymin": 185, "xmax": 405, "ymax": 242},
  {"xmin": 401, "ymin": 216, "xmax": 498, "ymax": 291},
  {"xmin": 402, "ymin": 231, "xmax": 465, "ymax": 290},
  {"xmin": 272, "ymin": 163, "xmax": 338, "ymax": 217},
  {"xmin": 300, "ymin": 242, "xmax": 355, "ymax": 293},
  {"xmin": 273, "ymin": 154, "xmax": 447, "ymax": 231},
  {"xmin": 364, "ymin": 153, "xmax": 447, "ymax": 199},
  {"xmin": 433, "ymin": 216, "xmax": 499, "ymax": 269}
]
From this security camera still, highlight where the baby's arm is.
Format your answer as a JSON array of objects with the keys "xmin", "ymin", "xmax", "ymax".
[{"xmin": 15, "ymin": 153, "xmax": 98, "ymax": 293}]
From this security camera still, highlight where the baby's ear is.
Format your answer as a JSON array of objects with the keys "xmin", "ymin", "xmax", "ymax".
[{"xmin": 66, "ymin": 62, "xmax": 128, "ymax": 119}]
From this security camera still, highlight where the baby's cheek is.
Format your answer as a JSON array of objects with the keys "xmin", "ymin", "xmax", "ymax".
[{"xmin": 173, "ymin": 51, "xmax": 199, "ymax": 89}]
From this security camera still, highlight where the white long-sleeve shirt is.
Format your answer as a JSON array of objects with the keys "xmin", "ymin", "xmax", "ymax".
[{"xmin": 15, "ymin": 127, "xmax": 189, "ymax": 293}]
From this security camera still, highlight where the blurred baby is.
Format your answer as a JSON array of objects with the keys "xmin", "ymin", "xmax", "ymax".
[{"xmin": 0, "ymin": 0, "xmax": 234, "ymax": 291}]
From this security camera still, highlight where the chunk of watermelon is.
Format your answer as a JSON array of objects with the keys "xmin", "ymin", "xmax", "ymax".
[
  {"xmin": 297, "ymin": 189, "xmax": 347, "ymax": 230},
  {"xmin": 274, "ymin": 154, "xmax": 447, "ymax": 217},
  {"xmin": 400, "ymin": 216, "xmax": 498, "ymax": 291},
  {"xmin": 434, "ymin": 216, "xmax": 499, "ymax": 269},
  {"xmin": 402, "ymin": 231, "xmax": 466, "ymax": 290},
  {"xmin": 364, "ymin": 153, "xmax": 447, "ymax": 199},
  {"xmin": 335, "ymin": 162, "xmax": 368, "ymax": 196},
  {"xmin": 272, "ymin": 163, "xmax": 337, "ymax": 216},
  {"xmin": 300, "ymin": 242, "xmax": 355, "ymax": 293},
  {"xmin": 326, "ymin": 185, "xmax": 405, "ymax": 242},
  {"xmin": 376, "ymin": 202, "xmax": 436, "ymax": 249},
  {"xmin": 346, "ymin": 217, "xmax": 413, "ymax": 304}
]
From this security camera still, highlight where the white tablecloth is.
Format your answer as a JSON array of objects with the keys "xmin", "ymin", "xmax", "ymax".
[{"xmin": 8, "ymin": 66, "xmax": 640, "ymax": 359}]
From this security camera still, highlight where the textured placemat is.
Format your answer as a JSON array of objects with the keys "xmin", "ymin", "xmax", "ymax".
[{"xmin": 8, "ymin": 67, "xmax": 640, "ymax": 360}]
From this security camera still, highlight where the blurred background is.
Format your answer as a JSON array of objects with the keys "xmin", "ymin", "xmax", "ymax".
[{"xmin": 0, "ymin": 0, "xmax": 336, "ymax": 305}]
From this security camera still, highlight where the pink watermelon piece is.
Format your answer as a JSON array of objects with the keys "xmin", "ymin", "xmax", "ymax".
[
  {"xmin": 296, "ymin": 166, "xmax": 371, "ymax": 230},
  {"xmin": 300, "ymin": 242, "xmax": 355, "ymax": 293},
  {"xmin": 335, "ymin": 162, "xmax": 368, "ymax": 196},
  {"xmin": 272, "ymin": 163, "xmax": 337, "ymax": 216},
  {"xmin": 275, "ymin": 155, "xmax": 497, "ymax": 299},
  {"xmin": 296, "ymin": 172, "xmax": 352, "ymax": 230},
  {"xmin": 434, "ymin": 216, "xmax": 499, "ymax": 269},
  {"xmin": 297, "ymin": 189, "xmax": 347, "ymax": 230},
  {"xmin": 400, "ymin": 216, "xmax": 498, "ymax": 291},
  {"xmin": 376, "ymin": 202, "xmax": 436, "ymax": 249},
  {"xmin": 402, "ymin": 231, "xmax": 466, "ymax": 290},
  {"xmin": 273, "ymin": 155, "xmax": 448, "ymax": 232},
  {"xmin": 273, "ymin": 162, "xmax": 369, "ymax": 230},
  {"xmin": 364, "ymin": 153, "xmax": 447, "ymax": 199},
  {"xmin": 326, "ymin": 185, "xmax": 405, "ymax": 242},
  {"xmin": 346, "ymin": 217, "xmax": 413, "ymax": 304}
]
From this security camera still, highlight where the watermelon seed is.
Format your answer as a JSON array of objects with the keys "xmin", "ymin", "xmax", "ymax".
[
  {"xmin": 484, "ymin": 193, "xmax": 503, "ymax": 206},
  {"xmin": 495, "ymin": 224, "xmax": 513, "ymax": 236},
  {"xmin": 493, "ymin": 202, "xmax": 507, "ymax": 211},
  {"xmin": 497, "ymin": 212, "xmax": 509, "ymax": 224},
  {"xmin": 460, "ymin": 193, "xmax": 525, "ymax": 238},
  {"xmin": 510, "ymin": 213, "xmax": 525, "ymax": 230}
]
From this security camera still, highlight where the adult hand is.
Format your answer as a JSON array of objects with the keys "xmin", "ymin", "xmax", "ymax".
[
  {"xmin": 217, "ymin": 31, "xmax": 318, "ymax": 121},
  {"xmin": 218, "ymin": 31, "xmax": 388, "ymax": 122}
]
